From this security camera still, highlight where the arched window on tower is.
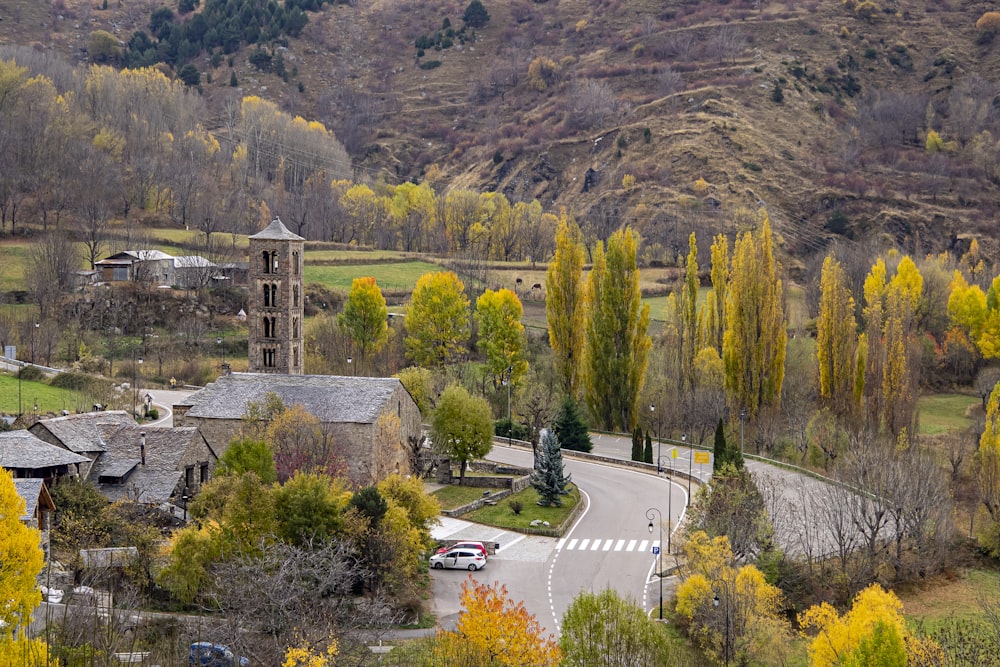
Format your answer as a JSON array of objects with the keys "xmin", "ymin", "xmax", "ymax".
[
  {"xmin": 272, "ymin": 252, "xmax": 279, "ymax": 273},
  {"xmin": 262, "ymin": 283, "xmax": 271, "ymax": 307},
  {"xmin": 263, "ymin": 348, "xmax": 275, "ymax": 367},
  {"xmin": 293, "ymin": 285, "xmax": 299, "ymax": 307},
  {"xmin": 292, "ymin": 251, "xmax": 300, "ymax": 275},
  {"xmin": 268, "ymin": 284, "xmax": 278, "ymax": 307},
  {"xmin": 293, "ymin": 346, "xmax": 299, "ymax": 368},
  {"xmin": 262, "ymin": 251, "xmax": 271, "ymax": 274},
  {"xmin": 292, "ymin": 317, "xmax": 298, "ymax": 339}
]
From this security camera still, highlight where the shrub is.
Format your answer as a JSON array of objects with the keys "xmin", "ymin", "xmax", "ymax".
[
  {"xmin": 146, "ymin": 407, "xmax": 159, "ymax": 421},
  {"xmin": 926, "ymin": 130, "xmax": 945, "ymax": 153},
  {"xmin": 771, "ymin": 81, "xmax": 784, "ymax": 103},
  {"xmin": 463, "ymin": 0, "xmax": 490, "ymax": 28},
  {"xmin": 230, "ymin": 71, "xmax": 238, "ymax": 86},
  {"xmin": 976, "ymin": 11, "xmax": 1000, "ymax": 33},
  {"xmin": 178, "ymin": 64, "xmax": 200, "ymax": 86},
  {"xmin": 248, "ymin": 49, "xmax": 272, "ymax": 71},
  {"xmin": 87, "ymin": 30, "xmax": 122, "ymax": 64},
  {"xmin": 509, "ymin": 500, "xmax": 523, "ymax": 515},
  {"xmin": 622, "ymin": 174, "xmax": 636, "ymax": 190},
  {"xmin": 18, "ymin": 365, "xmax": 45, "ymax": 382},
  {"xmin": 419, "ymin": 60, "xmax": 441, "ymax": 70}
]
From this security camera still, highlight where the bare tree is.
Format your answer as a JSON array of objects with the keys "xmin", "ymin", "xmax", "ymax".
[{"xmin": 25, "ymin": 232, "xmax": 80, "ymax": 320}]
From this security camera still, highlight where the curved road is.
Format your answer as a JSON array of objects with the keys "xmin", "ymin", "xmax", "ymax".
[{"xmin": 432, "ymin": 446, "xmax": 687, "ymax": 635}]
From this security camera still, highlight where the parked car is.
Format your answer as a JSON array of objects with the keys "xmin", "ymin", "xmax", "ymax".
[
  {"xmin": 188, "ymin": 642, "xmax": 249, "ymax": 667},
  {"xmin": 430, "ymin": 548, "xmax": 487, "ymax": 571},
  {"xmin": 434, "ymin": 541, "xmax": 489, "ymax": 558}
]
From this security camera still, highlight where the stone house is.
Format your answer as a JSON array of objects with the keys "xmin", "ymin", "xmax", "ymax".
[
  {"xmin": 28, "ymin": 412, "xmax": 217, "ymax": 506},
  {"xmin": 173, "ymin": 372, "xmax": 421, "ymax": 485},
  {"xmin": 0, "ymin": 430, "xmax": 91, "ymax": 481}
]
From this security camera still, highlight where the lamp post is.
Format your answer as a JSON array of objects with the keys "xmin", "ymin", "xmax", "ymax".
[
  {"xmin": 645, "ymin": 507, "xmax": 664, "ymax": 620},
  {"xmin": 739, "ymin": 407, "xmax": 747, "ymax": 456},
  {"xmin": 217, "ymin": 335, "xmax": 224, "ymax": 365},
  {"xmin": 347, "ymin": 356, "xmax": 353, "ymax": 376},
  {"xmin": 683, "ymin": 433, "xmax": 691, "ymax": 499},
  {"xmin": 182, "ymin": 490, "xmax": 189, "ymax": 522},
  {"xmin": 503, "ymin": 365, "xmax": 513, "ymax": 447},
  {"xmin": 657, "ymin": 457, "xmax": 673, "ymax": 555},
  {"xmin": 651, "ymin": 404, "xmax": 660, "ymax": 473},
  {"xmin": 17, "ymin": 361, "xmax": 22, "ymax": 416},
  {"xmin": 133, "ymin": 353, "xmax": 143, "ymax": 418},
  {"xmin": 31, "ymin": 321, "xmax": 38, "ymax": 364},
  {"xmin": 713, "ymin": 594, "xmax": 731, "ymax": 667}
]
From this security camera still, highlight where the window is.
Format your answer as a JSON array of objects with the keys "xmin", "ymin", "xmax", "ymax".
[
  {"xmin": 270, "ymin": 284, "xmax": 278, "ymax": 307},
  {"xmin": 185, "ymin": 466, "xmax": 194, "ymax": 488},
  {"xmin": 292, "ymin": 251, "xmax": 300, "ymax": 275},
  {"xmin": 292, "ymin": 317, "xmax": 298, "ymax": 339},
  {"xmin": 199, "ymin": 463, "xmax": 209, "ymax": 483},
  {"xmin": 272, "ymin": 252, "xmax": 279, "ymax": 273},
  {"xmin": 293, "ymin": 346, "xmax": 299, "ymax": 368},
  {"xmin": 263, "ymin": 348, "xmax": 276, "ymax": 367},
  {"xmin": 262, "ymin": 251, "xmax": 271, "ymax": 274},
  {"xmin": 293, "ymin": 285, "xmax": 299, "ymax": 307},
  {"xmin": 263, "ymin": 317, "xmax": 276, "ymax": 338},
  {"xmin": 113, "ymin": 267, "xmax": 129, "ymax": 281},
  {"xmin": 262, "ymin": 283, "xmax": 270, "ymax": 307}
]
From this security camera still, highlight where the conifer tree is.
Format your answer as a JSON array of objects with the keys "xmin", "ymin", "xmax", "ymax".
[
  {"xmin": 713, "ymin": 418, "xmax": 727, "ymax": 472},
  {"xmin": 643, "ymin": 430, "xmax": 653, "ymax": 464},
  {"xmin": 553, "ymin": 395, "xmax": 593, "ymax": 453},
  {"xmin": 532, "ymin": 429, "xmax": 571, "ymax": 507},
  {"xmin": 631, "ymin": 425, "xmax": 642, "ymax": 461}
]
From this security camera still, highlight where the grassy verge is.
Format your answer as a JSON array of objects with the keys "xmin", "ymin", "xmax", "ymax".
[
  {"xmin": 432, "ymin": 484, "xmax": 502, "ymax": 511},
  {"xmin": 464, "ymin": 485, "xmax": 580, "ymax": 531},
  {"xmin": 0, "ymin": 373, "xmax": 97, "ymax": 415},
  {"xmin": 917, "ymin": 393, "xmax": 979, "ymax": 435},
  {"xmin": 899, "ymin": 568, "xmax": 1000, "ymax": 630}
]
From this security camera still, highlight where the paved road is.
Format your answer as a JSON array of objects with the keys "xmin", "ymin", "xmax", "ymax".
[
  {"xmin": 431, "ymin": 445, "xmax": 687, "ymax": 635},
  {"xmin": 143, "ymin": 388, "xmax": 196, "ymax": 427}
]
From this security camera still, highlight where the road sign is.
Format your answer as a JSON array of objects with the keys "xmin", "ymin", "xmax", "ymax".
[
  {"xmin": 652, "ymin": 546, "xmax": 660, "ymax": 555},
  {"xmin": 693, "ymin": 451, "xmax": 711, "ymax": 465},
  {"xmin": 671, "ymin": 448, "xmax": 678, "ymax": 459}
]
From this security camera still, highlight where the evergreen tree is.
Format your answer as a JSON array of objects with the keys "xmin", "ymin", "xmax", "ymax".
[
  {"xmin": 532, "ymin": 429, "xmax": 571, "ymax": 507},
  {"xmin": 463, "ymin": 0, "xmax": 491, "ymax": 28},
  {"xmin": 713, "ymin": 418, "xmax": 727, "ymax": 472},
  {"xmin": 631, "ymin": 426, "xmax": 642, "ymax": 461},
  {"xmin": 643, "ymin": 430, "xmax": 653, "ymax": 464},
  {"xmin": 553, "ymin": 395, "xmax": 592, "ymax": 453}
]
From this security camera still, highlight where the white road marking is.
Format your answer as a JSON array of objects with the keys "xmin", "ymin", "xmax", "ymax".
[
  {"xmin": 602, "ymin": 539, "xmax": 613, "ymax": 551},
  {"xmin": 627, "ymin": 539, "xmax": 637, "ymax": 551},
  {"xmin": 589, "ymin": 540, "xmax": 601, "ymax": 551},
  {"xmin": 579, "ymin": 539, "xmax": 590, "ymax": 550},
  {"xmin": 614, "ymin": 539, "xmax": 625, "ymax": 551}
]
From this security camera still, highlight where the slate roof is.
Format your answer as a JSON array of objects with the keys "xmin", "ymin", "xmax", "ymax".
[
  {"xmin": 0, "ymin": 431, "xmax": 92, "ymax": 470},
  {"xmin": 249, "ymin": 217, "xmax": 304, "ymax": 242},
  {"xmin": 173, "ymin": 256, "xmax": 216, "ymax": 268},
  {"xmin": 182, "ymin": 372, "xmax": 403, "ymax": 423},
  {"xmin": 13, "ymin": 478, "xmax": 44, "ymax": 520},
  {"xmin": 91, "ymin": 426, "xmax": 200, "ymax": 504},
  {"xmin": 96, "ymin": 250, "xmax": 175, "ymax": 264},
  {"xmin": 30, "ymin": 411, "xmax": 135, "ymax": 454}
]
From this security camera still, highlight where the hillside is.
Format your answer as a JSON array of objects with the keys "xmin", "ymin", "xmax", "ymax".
[{"xmin": 1, "ymin": 0, "xmax": 999, "ymax": 267}]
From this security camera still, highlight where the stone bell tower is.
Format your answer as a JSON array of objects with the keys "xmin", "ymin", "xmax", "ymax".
[{"xmin": 248, "ymin": 217, "xmax": 304, "ymax": 374}]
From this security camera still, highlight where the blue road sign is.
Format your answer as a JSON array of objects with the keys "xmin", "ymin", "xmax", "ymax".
[{"xmin": 652, "ymin": 546, "xmax": 660, "ymax": 555}]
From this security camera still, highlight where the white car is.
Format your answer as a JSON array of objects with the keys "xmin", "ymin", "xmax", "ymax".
[{"xmin": 430, "ymin": 548, "xmax": 487, "ymax": 571}]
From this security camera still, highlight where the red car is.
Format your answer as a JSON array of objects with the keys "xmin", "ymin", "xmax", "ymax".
[{"xmin": 435, "ymin": 541, "xmax": 489, "ymax": 559}]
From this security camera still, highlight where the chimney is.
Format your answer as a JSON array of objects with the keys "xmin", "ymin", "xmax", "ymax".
[{"xmin": 140, "ymin": 432, "xmax": 146, "ymax": 466}]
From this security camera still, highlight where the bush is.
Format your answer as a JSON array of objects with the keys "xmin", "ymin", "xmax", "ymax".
[
  {"xmin": 87, "ymin": 30, "xmax": 122, "ymax": 64},
  {"xmin": 248, "ymin": 49, "xmax": 272, "ymax": 71},
  {"xmin": 509, "ymin": 499, "xmax": 523, "ymax": 515},
  {"xmin": 18, "ymin": 365, "xmax": 45, "ymax": 382},
  {"xmin": 494, "ymin": 418, "xmax": 529, "ymax": 441},
  {"xmin": 178, "ymin": 64, "xmax": 200, "ymax": 86},
  {"xmin": 976, "ymin": 11, "xmax": 1000, "ymax": 34},
  {"xmin": 146, "ymin": 407, "xmax": 159, "ymax": 421},
  {"xmin": 463, "ymin": 0, "xmax": 490, "ymax": 29},
  {"xmin": 419, "ymin": 60, "xmax": 441, "ymax": 70}
]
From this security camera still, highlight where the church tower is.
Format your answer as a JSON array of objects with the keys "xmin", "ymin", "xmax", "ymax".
[{"xmin": 248, "ymin": 217, "xmax": 305, "ymax": 374}]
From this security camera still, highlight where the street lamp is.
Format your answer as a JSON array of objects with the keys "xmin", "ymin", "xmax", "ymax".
[
  {"xmin": 346, "ymin": 356, "xmax": 353, "ymax": 376},
  {"xmin": 182, "ymin": 490, "xmax": 189, "ymax": 522},
  {"xmin": 133, "ymin": 354, "xmax": 143, "ymax": 418},
  {"xmin": 646, "ymin": 507, "xmax": 664, "ymax": 620},
  {"xmin": 651, "ymin": 404, "xmax": 660, "ymax": 473},
  {"xmin": 739, "ymin": 407, "xmax": 747, "ymax": 456},
  {"xmin": 31, "ymin": 321, "xmax": 38, "ymax": 365},
  {"xmin": 683, "ymin": 433, "xmax": 692, "ymax": 500},
  {"xmin": 657, "ymin": 457, "xmax": 673, "ymax": 555},
  {"xmin": 503, "ymin": 366, "xmax": 513, "ymax": 447},
  {"xmin": 713, "ymin": 594, "xmax": 731, "ymax": 667}
]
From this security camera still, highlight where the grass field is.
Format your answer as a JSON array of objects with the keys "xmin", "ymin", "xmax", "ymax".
[
  {"xmin": 0, "ymin": 373, "xmax": 97, "ymax": 415},
  {"xmin": 431, "ymin": 484, "xmax": 506, "ymax": 511},
  {"xmin": 0, "ymin": 242, "xmax": 29, "ymax": 291},
  {"xmin": 464, "ymin": 485, "xmax": 580, "ymax": 531},
  {"xmin": 917, "ymin": 394, "xmax": 979, "ymax": 435},
  {"xmin": 305, "ymin": 249, "xmax": 414, "ymax": 262},
  {"xmin": 304, "ymin": 261, "xmax": 442, "ymax": 292},
  {"xmin": 899, "ymin": 569, "xmax": 1000, "ymax": 629}
]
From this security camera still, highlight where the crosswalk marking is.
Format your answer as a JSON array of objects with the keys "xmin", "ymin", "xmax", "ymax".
[{"xmin": 555, "ymin": 538, "xmax": 664, "ymax": 553}]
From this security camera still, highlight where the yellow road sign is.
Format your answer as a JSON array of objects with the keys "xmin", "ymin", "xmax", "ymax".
[{"xmin": 693, "ymin": 451, "xmax": 711, "ymax": 465}]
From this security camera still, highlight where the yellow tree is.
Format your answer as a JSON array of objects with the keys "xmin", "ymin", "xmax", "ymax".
[
  {"xmin": 338, "ymin": 276, "xmax": 388, "ymax": 371},
  {"xmin": 800, "ymin": 584, "xmax": 941, "ymax": 666},
  {"xmin": 0, "ymin": 469, "xmax": 44, "ymax": 638},
  {"xmin": 681, "ymin": 232, "xmax": 699, "ymax": 390},
  {"xmin": 816, "ymin": 256, "xmax": 858, "ymax": 418},
  {"xmin": 708, "ymin": 234, "xmax": 730, "ymax": 353},
  {"xmin": 583, "ymin": 227, "xmax": 651, "ymax": 432},
  {"xmin": 433, "ymin": 579, "xmax": 561, "ymax": 667},
  {"xmin": 947, "ymin": 270, "xmax": 987, "ymax": 340},
  {"xmin": 475, "ymin": 288, "xmax": 529, "ymax": 389},
  {"xmin": 675, "ymin": 531, "xmax": 789, "ymax": 666},
  {"xmin": 404, "ymin": 271, "xmax": 471, "ymax": 367},
  {"xmin": 978, "ymin": 275, "xmax": 1000, "ymax": 359},
  {"xmin": 722, "ymin": 212, "xmax": 786, "ymax": 421},
  {"xmin": 976, "ymin": 383, "xmax": 1000, "ymax": 556},
  {"xmin": 545, "ymin": 211, "xmax": 586, "ymax": 395}
]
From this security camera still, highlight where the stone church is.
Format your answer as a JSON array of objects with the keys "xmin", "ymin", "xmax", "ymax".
[{"xmin": 174, "ymin": 218, "xmax": 420, "ymax": 485}]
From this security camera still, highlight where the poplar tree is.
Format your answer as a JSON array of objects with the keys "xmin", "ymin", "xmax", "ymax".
[
  {"xmin": 404, "ymin": 271, "xmax": 470, "ymax": 367},
  {"xmin": 722, "ymin": 213, "xmax": 786, "ymax": 420},
  {"xmin": 475, "ymin": 287, "xmax": 528, "ymax": 389},
  {"xmin": 816, "ymin": 256, "xmax": 858, "ymax": 417},
  {"xmin": 976, "ymin": 383, "xmax": 1000, "ymax": 556},
  {"xmin": 582, "ymin": 228, "xmax": 652, "ymax": 432},
  {"xmin": 545, "ymin": 212, "xmax": 586, "ymax": 395},
  {"xmin": 0, "ymin": 469, "xmax": 44, "ymax": 634},
  {"xmin": 680, "ymin": 232, "xmax": 699, "ymax": 390},
  {"xmin": 709, "ymin": 234, "xmax": 730, "ymax": 353},
  {"xmin": 339, "ymin": 276, "xmax": 388, "ymax": 370}
]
